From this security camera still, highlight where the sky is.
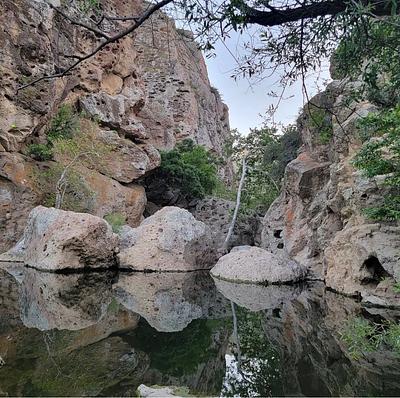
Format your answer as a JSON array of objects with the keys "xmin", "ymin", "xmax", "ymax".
[{"xmin": 204, "ymin": 34, "xmax": 331, "ymax": 135}]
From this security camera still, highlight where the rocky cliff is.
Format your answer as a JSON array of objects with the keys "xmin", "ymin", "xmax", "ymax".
[
  {"xmin": 261, "ymin": 78, "xmax": 400, "ymax": 305},
  {"xmin": 0, "ymin": 0, "xmax": 232, "ymax": 252}
]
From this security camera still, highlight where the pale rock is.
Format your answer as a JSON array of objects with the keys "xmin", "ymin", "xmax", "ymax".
[
  {"xmin": 210, "ymin": 246, "xmax": 306, "ymax": 284},
  {"xmin": 118, "ymin": 206, "xmax": 216, "ymax": 271},
  {"xmin": 6, "ymin": 206, "xmax": 118, "ymax": 270}
]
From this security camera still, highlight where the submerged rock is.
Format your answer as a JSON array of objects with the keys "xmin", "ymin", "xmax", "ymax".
[
  {"xmin": 3, "ymin": 206, "xmax": 118, "ymax": 270},
  {"xmin": 210, "ymin": 246, "xmax": 306, "ymax": 284},
  {"xmin": 118, "ymin": 206, "xmax": 216, "ymax": 271}
]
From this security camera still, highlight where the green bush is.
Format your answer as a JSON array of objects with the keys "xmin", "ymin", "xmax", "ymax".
[
  {"xmin": 28, "ymin": 144, "xmax": 53, "ymax": 161},
  {"xmin": 47, "ymin": 104, "xmax": 78, "ymax": 143},
  {"xmin": 157, "ymin": 139, "xmax": 219, "ymax": 200},
  {"xmin": 104, "ymin": 213, "xmax": 126, "ymax": 233},
  {"xmin": 28, "ymin": 105, "xmax": 79, "ymax": 161},
  {"xmin": 340, "ymin": 317, "xmax": 400, "ymax": 360},
  {"xmin": 306, "ymin": 104, "xmax": 333, "ymax": 144},
  {"xmin": 333, "ymin": 17, "xmax": 400, "ymax": 107},
  {"xmin": 353, "ymin": 106, "xmax": 400, "ymax": 220}
]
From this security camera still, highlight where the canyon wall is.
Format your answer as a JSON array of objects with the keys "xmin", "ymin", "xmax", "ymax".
[
  {"xmin": 0, "ymin": 0, "xmax": 232, "ymax": 252},
  {"xmin": 261, "ymin": 77, "xmax": 400, "ymax": 305}
]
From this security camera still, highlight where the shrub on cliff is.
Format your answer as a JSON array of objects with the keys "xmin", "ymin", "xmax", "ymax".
[
  {"xmin": 149, "ymin": 139, "xmax": 219, "ymax": 201},
  {"xmin": 353, "ymin": 106, "xmax": 400, "ymax": 221}
]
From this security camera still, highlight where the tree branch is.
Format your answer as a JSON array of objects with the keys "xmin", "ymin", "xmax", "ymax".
[
  {"xmin": 17, "ymin": 0, "xmax": 173, "ymax": 91},
  {"xmin": 49, "ymin": 3, "xmax": 111, "ymax": 39},
  {"xmin": 244, "ymin": 0, "xmax": 395, "ymax": 27}
]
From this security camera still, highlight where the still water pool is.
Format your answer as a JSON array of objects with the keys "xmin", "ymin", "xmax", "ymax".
[{"xmin": 0, "ymin": 263, "xmax": 399, "ymax": 396}]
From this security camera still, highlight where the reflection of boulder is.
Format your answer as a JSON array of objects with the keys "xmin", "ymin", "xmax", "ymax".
[
  {"xmin": 211, "ymin": 246, "xmax": 306, "ymax": 284},
  {"xmin": 212, "ymin": 277, "xmax": 304, "ymax": 311},
  {"xmin": 262, "ymin": 283, "xmax": 400, "ymax": 396},
  {"xmin": 18, "ymin": 268, "xmax": 116, "ymax": 330},
  {"xmin": 118, "ymin": 207, "xmax": 217, "ymax": 271},
  {"xmin": 4, "ymin": 206, "xmax": 118, "ymax": 271},
  {"xmin": 114, "ymin": 271, "xmax": 229, "ymax": 332},
  {"xmin": 0, "ymin": 276, "xmax": 146, "ymax": 398}
]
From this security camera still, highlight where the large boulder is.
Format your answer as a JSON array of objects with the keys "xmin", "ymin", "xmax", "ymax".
[
  {"xmin": 210, "ymin": 246, "xmax": 306, "ymax": 284},
  {"xmin": 4, "ymin": 206, "xmax": 118, "ymax": 271},
  {"xmin": 118, "ymin": 206, "xmax": 216, "ymax": 271}
]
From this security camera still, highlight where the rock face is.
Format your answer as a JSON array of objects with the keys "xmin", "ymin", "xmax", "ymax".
[
  {"xmin": 5, "ymin": 206, "xmax": 117, "ymax": 271},
  {"xmin": 118, "ymin": 207, "xmax": 216, "ymax": 271},
  {"xmin": 0, "ymin": 0, "xmax": 232, "ymax": 253},
  {"xmin": 261, "ymin": 80, "xmax": 400, "ymax": 300},
  {"xmin": 210, "ymin": 246, "xmax": 306, "ymax": 284},
  {"xmin": 191, "ymin": 197, "xmax": 261, "ymax": 249}
]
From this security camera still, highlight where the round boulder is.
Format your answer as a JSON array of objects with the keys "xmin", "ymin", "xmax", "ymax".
[{"xmin": 210, "ymin": 245, "xmax": 306, "ymax": 284}]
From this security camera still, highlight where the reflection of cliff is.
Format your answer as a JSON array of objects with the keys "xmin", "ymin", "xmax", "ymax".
[{"xmin": 261, "ymin": 283, "xmax": 400, "ymax": 397}]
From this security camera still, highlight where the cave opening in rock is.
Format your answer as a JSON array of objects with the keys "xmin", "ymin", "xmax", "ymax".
[
  {"xmin": 361, "ymin": 256, "xmax": 390, "ymax": 285},
  {"xmin": 274, "ymin": 229, "xmax": 283, "ymax": 238}
]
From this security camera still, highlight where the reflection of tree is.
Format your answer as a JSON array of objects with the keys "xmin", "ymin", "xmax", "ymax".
[{"xmin": 222, "ymin": 307, "xmax": 282, "ymax": 397}]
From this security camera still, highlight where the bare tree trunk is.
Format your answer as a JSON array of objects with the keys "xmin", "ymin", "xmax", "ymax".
[
  {"xmin": 54, "ymin": 151, "xmax": 94, "ymax": 209},
  {"xmin": 222, "ymin": 157, "xmax": 247, "ymax": 253}
]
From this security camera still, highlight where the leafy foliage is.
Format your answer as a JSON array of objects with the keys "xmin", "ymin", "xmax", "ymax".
[
  {"xmin": 306, "ymin": 104, "xmax": 333, "ymax": 144},
  {"xmin": 31, "ymin": 164, "xmax": 94, "ymax": 212},
  {"xmin": 156, "ymin": 139, "xmax": 219, "ymax": 201},
  {"xmin": 230, "ymin": 124, "xmax": 301, "ymax": 213},
  {"xmin": 27, "ymin": 144, "xmax": 53, "ymax": 161},
  {"xmin": 353, "ymin": 106, "xmax": 400, "ymax": 220},
  {"xmin": 334, "ymin": 15, "xmax": 400, "ymax": 107},
  {"xmin": 340, "ymin": 317, "xmax": 400, "ymax": 360},
  {"xmin": 104, "ymin": 213, "xmax": 126, "ymax": 233},
  {"xmin": 27, "ymin": 104, "xmax": 79, "ymax": 161}
]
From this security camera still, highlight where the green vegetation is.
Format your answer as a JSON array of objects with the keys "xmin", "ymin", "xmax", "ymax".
[
  {"xmin": 353, "ymin": 106, "xmax": 400, "ymax": 221},
  {"xmin": 155, "ymin": 139, "xmax": 219, "ymax": 201},
  {"xmin": 27, "ymin": 143, "xmax": 53, "ymax": 161},
  {"xmin": 334, "ymin": 16, "xmax": 400, "ymax": 107},
  {"xmin": 131, "ymin": 318, "xmax": 224, "ymax": 378},
  {"xmin": 306, "ymin": 105, "xmax": 333, "ymax": 144},
  {"xmin": 31, "ymin": 164, "xmax": 94, "ymax": 212},
  {"xmin": 28, "ymin": 104, "xmax": 113, "ymax": 210},
  {"xmin": 340, "ymin": 317, "xmax": 400, "ymax": 360},
  {"xmin": 77, "ymin": 0, "xmax": 101, "ymax": 13},
  {"xmin": 394, "ymin": 282, "xmax": 400, "ymax": 293},
  {"xmin": 222, "ymin": 307, "xmax": 282, "ymax": 397},
  {"xmin": 28, "ymin": 104, "xmax": 78, "ymax": 161},
  {"xmin": 104, "ymin": 213, "xmax": 126, "ymax": 233},
  {"xmin": 229, "ymin": 124, "xmax": 301, "ymax": 214}
]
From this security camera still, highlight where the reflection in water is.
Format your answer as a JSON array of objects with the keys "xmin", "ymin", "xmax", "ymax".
[
  {"xmin": 114, "ymin": 272, "xmax": 229, "ymax": 332},
  {"xmin": 0, "ymin": 263, "xmax": 399, "ymax": 397}
]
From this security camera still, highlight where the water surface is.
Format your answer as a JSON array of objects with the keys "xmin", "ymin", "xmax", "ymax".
[{"xmin": 0, "ymin": 263, "xmax": 399, "ymax": 396}]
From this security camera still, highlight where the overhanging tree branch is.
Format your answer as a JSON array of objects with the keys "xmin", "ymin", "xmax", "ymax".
[{"xmin": 244, "ymin": 0, "xmax": 395, "ymax": 27}]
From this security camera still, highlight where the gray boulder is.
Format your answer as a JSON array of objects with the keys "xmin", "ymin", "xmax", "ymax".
[
  {"xmin": 210, "ymin": 246, "xmax": 306, "ymax": 284},
  {"xmin": 3, "ymin": 206, "xmax": 118, "ymax": 271},
  {"xmin": 118, "ymin": 206, "xmax": 216, "ymax": 271}
]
